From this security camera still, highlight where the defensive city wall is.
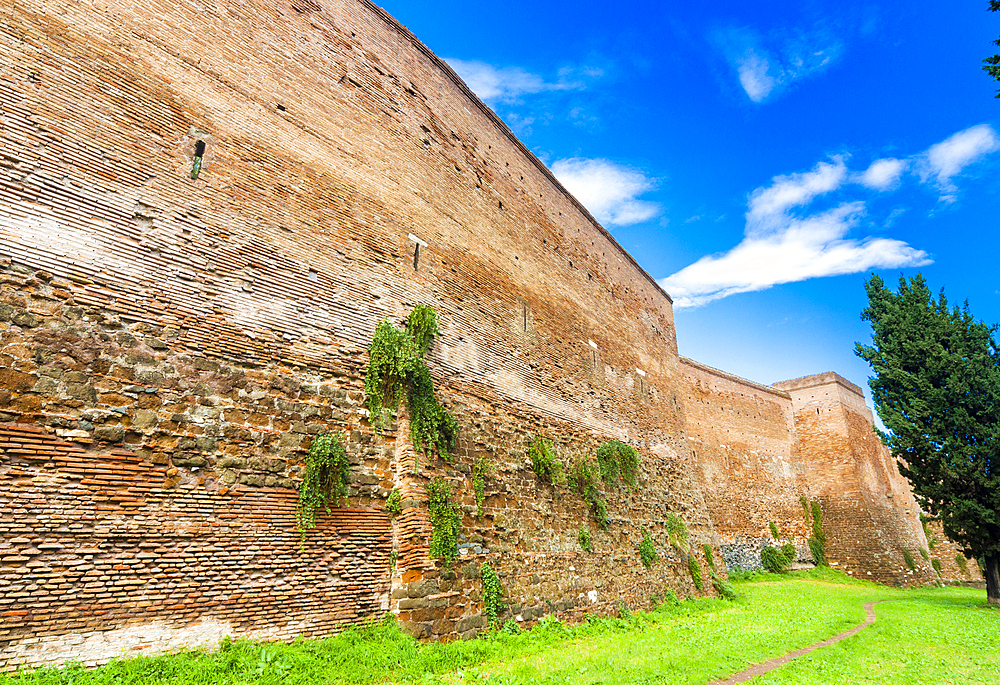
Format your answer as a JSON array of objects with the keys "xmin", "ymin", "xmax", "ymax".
[{"xmin": 0, "ymin": 0, "xmax": 981, "ymax": 670}]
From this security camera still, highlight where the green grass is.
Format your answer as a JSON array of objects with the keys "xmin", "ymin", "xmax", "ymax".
[{"xmin": 3, "ymin": 569, "xmax": 997, "ymax": 684}]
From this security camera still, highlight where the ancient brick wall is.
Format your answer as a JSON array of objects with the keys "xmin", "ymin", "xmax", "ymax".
[
  {"xmin": 0, "ymin": 0, "xmax": 717, "ymax": 668},
  {"xmin": 679, "ymin": 358, "xmax": 810, "ymax": 569},
  {"xmin": 774, "ymin": 374, "xmax": 936, "ymax": 585}
]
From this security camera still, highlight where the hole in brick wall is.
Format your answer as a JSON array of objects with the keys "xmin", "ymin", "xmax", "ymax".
[
  {"xmin": 308, "ymin": 269, "xmax": 318, "ymax": 282},
  {"xmin": 190, "ymin": 140, "xmax": 207, "ymax": 180},
  {"xmin": 498, "ymin": 200, "xmax": 503, "ymax": 210},
  {"xmin": 277, "ymin": 104, "xmax": 286, "ymax": 111},
  {"xmin": 413, "ymin": 243, "xmax": 420, "ymax": 270}
]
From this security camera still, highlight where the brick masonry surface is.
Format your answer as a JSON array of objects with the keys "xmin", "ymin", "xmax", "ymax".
[{"xmin": 0, "ymin": 0, "xmax": 965, "ymax": 670}]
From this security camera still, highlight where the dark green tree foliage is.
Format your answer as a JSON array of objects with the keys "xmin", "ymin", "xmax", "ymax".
[
  {"xmin": 364, "ymin": 305, "xmax": 458, "ymax": 458},
  {"xmin": 595, "ymin": 440, "xmax": 640, "ymax": 486},
  {"xmin": 427, "ymin": 478, "xmax": 461, "ymax": 563},
  {"xmin": 857, "ymin": 274, "xmax": 1000, "ymax": 604},
  {"xmin": 986, "ymin": 1, "xmax": 1000, "ymax": 97},
  {"xmin": 295, "ymin": 433, "xmax": 350, "ymax": 541}
]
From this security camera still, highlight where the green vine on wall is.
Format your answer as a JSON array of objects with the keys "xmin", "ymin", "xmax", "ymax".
[
  {"xmin": 665, "ymin": 513, "xmax": 689, "ymax": 551},
  {"xmin": 578, "ymin": 525, "xmax": 592, "ymax": 552},
  {"xmin": 385, "ymin": 488, "xmax": 402, "ymax": 517},
  {"xmin": 595, "ymin": 440, "xmax": 639, "ymax": 487},
  {"xmin": 295, "ymin": 433, "xmax": 350, "ymax": 543},
  {"xmin": 703, "ymin": 544, "xmax": 717, "ymax": 573},
  {"xmin": 427, "ymin": 477, "xmax": 461, "ymax": 564},
  {"xmin": 688, "ymin": 554, "xmax": 704, "ymax": 591},
  {"xmin": 364, "ymin": 305, "xmax": 458, "ymax": 462},
  {"xmin": 481, "ymin": 562, "xmax": 504, "ymax": 629},
  {"xmin": 528, "ymin": 436, "xmax": 563, "ymax": 485},
  {"xmin": 808, "ymin": 500, "xmax": 827, "ymax": 566},
  {"xmin": 638, "ymin": 529, "xmax": 658, "ymax": 568},
  {"xmin": 567, "ymin": 458, "xmax": 608, "ymax": 529}
]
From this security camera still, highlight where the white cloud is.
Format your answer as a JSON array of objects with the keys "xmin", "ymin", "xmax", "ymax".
[
  {"xmin": 916, "ymin": 124, "xmax": 1000, "ymax": 201},
  {"xmin": 445, "ymin": 58, "xmax": 585, "ymax": 103},
  {"xmin": 661, "ymin": 159, "xmax": 930, "ymax": 308},
  {"xmin": 737, "ymin": 50, "xmax": 777, "ymax": 102},
  {"xmin": 550, "ymin": 158, "xmax": 660, "ymax": 226},
  {"xmin": 857, "ymin": 158, "xmax": 907, "ymax": 190},
  {"xmin": 716, "ymin": 27, "xmax": 841, "ymax": 103}
]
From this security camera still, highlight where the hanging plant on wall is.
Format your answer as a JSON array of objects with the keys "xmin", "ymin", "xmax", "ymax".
[
  {"xmin": 473, "ymin": 455, "xmax": 494, "ymax": 519},
  {"xmin": 364, "ymin": 304, "xmax": 458, "ymax": 462},
  {"xmin": 481, "ymin": 561, "xmax": 505, "ymax": 629},
  {"xmin": 427, "ymin": 477, "xmax": 461, "ymax": 564},
  {"xmin": 595, "ymin": 440, "xmax": 639, "ymax": 487},
  {"xmin": 295, "ymin": 433, "xmax": 350, "ymax": 543}
]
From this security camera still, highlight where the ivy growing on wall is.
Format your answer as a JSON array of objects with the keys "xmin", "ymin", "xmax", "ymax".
[
  {"xmin": 578, "ymin": 525, "xmax": 592, "ymax": 552},
  {"xmin": 665, "ymin": 513, "xmax": 689, "ymax": 550},
  {"xmin": 364, "ymin": 305, "xmax": 458, "ymax": 461},
  {"xmin": 808, "ymin": 500, "xmax": 827, "ymax": 566},
  {"xmin": 528, "ymin": 436, "xmax": 563, "ymax": 485},
  {"xmin": 295, "ymin": 433, "xmax": 350, "ymax": 543},
  {"xmin": 956, "ymin": 553, "xmax": 969, "ymax": 575},
  {"xmin": 902, "ymin": 549, "xmax": 916, "ymax": 571},
  {"xmin": 481, "ymin": 562, "xmax": 504, "ymax": 629},
  {"xmin": 385, "ymin": 488, "xmax": 402, "ymax": 517},
  {"xmin": 595, "ymin": 440, "xmax": 639, "ymax": 487},
  {"xmin": 688, "ymin": 554, "xmax": 704, "ymax": 591},
  {"xmin": 427, "ymin": 478, "xmax": 461, "ymax": 564},
  {"xmin": 769, "ymin": 521, "xmax": 780, "ymax": 540},
  {"xmin": 703, "ymin": 544, "xmax": 717, "ymax": 573},
  {"xmin": 567, "ymin": 458, "xmax": 608, "ymax": 529},
  {"xmin": 638, "ymin": 529, "xmax": 658, "ymax": 568}
]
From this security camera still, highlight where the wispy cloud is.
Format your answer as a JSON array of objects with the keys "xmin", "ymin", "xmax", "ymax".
[
  {"xmin": 714, "ymin": 26, "xmax": 842, "ymax": 103},
  {"xmin": 857, "ymin": 158, "xmax": 907, "ymax": 190},
  {"xmin": 915, "ymin": 124, "xmax": 1000, "ymax": 202},
  {"xmin": 445, "ymin": 58, "xmax": 589, "ymax": 104},
  {"xmin": 661, "ymin": 123, "xmax": 1000, "ymax": 308},
  {"xmin": 661, "ymin": 159, "xmax": 930, "ymax": 308},
  {"xmin": 550, "ymin": 158, "xmax": 660, "ymax": 226}
]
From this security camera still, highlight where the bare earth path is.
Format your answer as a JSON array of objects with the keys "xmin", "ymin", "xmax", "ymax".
[{"xmin": 709, "ymin": 600, "xmax": 889, "ymax": 684}]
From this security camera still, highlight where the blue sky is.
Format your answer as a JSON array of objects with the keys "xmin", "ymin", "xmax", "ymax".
[{"xmin": 379, "ymin": 0, "xmax": 1000, "ymax": 397}]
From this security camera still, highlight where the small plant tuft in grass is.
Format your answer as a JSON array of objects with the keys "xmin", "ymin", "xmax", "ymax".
[
  {"xmin": 711, "ymin": 574, "xmax": 738, "ymax": 600},
  {"xmin": 638, "ymin": 529, "xmax": 658, "ymax": 568}
]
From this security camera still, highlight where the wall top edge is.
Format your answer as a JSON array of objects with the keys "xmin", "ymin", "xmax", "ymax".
[
  {"xmin": 772, "ymin": 372, "xmax": 865, "ymax": 398},
  {"xmin": 679, "ymin": 356, "xmax": 792, "ymax": 399},
  {"xmin": 361, "ymin": 0, "xmax": 672, "ymax": 305}
]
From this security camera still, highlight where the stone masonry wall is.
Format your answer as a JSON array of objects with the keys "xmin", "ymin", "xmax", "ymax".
[
  {"xmin": 775, "ymin": 374, "xmax": 936, "ymax": 586},
  {"xmin": 0, "ymin": 0, "xmax": 718, "ymax": 668},
  {"xmin": 679, "ymin": 358, "xmax": 810, "ymax": 570}
]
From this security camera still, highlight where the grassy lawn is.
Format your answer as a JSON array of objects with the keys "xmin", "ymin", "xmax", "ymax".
[{"xmin": 3, "ymin": 569, "xmax": 997, "ymax": 684}]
